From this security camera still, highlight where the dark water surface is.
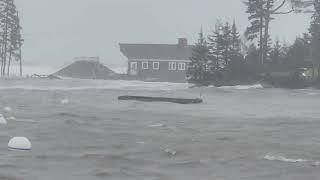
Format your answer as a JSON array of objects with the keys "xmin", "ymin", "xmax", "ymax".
[{"xmin": 0, "ymin": 79, "xmax": 320, "ymax": 180}]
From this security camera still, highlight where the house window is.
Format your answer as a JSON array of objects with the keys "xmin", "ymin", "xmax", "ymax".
[
  {"xmin": 168, "ymin": 62, "xmax": 176, "ymax": 70},
  {"xmin": 153, "ymin": 62, "xmax": 159, "ymax": 70},
  {"xmin": 142, "ymin": 62, "xmax": 149, "ymax": 69},
  {"xmin": 178, "ymin": 63, "xmax": 186, "ymax": 70}
]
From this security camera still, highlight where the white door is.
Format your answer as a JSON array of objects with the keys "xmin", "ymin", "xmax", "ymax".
[{"xmin": 130, "ymin": 62, "xmax": 138, "ymax": 75}]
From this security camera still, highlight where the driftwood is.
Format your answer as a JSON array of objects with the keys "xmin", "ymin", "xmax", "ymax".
[{"xmin": 118, "ymin": 96, "xmax": 203, "ymax": 104}]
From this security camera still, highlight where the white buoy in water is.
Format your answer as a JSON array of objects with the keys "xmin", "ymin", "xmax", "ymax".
[
  {"xmin": 3, "ymin": 106, "xmax": 12, "ymax": 112},
  {"xmin": 8, "ymin": 137, "xmax": 32, "ymax": 151},
  {"xmin": 0, "ymin": 114, "xmax": 7, "ymax": 125}
]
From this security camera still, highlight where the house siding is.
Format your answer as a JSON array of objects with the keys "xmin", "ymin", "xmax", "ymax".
[
  {"xmin": 129, "ymin": 60, "xmax": 187, "ymax": 82},
  {"xmin": 120, "ymin": 40, "xmax": 193, "ymax": 82}
]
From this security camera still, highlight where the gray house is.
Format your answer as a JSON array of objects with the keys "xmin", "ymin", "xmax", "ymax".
[{"xmin": 120, "ymin": 38, "xmax": 193, "ymax": 82}]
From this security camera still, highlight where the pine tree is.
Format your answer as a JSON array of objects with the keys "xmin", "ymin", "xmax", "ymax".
[
  {"xmin": 310, "ymin": 11, "xmax": 320, "ymax": 78},
  {"xmin": 245, "ymin": 0, "xmax": 293, "ymax": 65},
  {"xmin": 245, "ymin": 0, "xmax": 265, "ymax": 64},
  {"xmin": 291, "ymin": 0, "xmax": 320, "ymax": 14},
  {"xmin": 270, "ymin": 38, "xmax": 284, "ymax": 64},
  {"xmin": 208, "ymin": 20, "xmax": 224, "ymax": 72},
  {"xmin": 222, "ymin": 22, "xmax": 232, "ymax": 67},
  {"xmin": 263, "ymin": 0, "xmax": 274, "ymax": 63},
  {"xmin": 187, "ymin": 28, "xmax": 210, "ymax": 84},
  {"xmin": 285, "ymin": 36, "xmax": 310, "ymax": 69},
  {"xmin": 245, "ymin": 43, "xmax": 261, "ymax": 73},
  {"xmin": 230, "ymin": 20, "xmax": 242, "ymax": 60}
]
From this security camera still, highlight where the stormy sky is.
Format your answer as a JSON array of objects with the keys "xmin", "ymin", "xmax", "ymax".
[{"xmin": 15, "ymin": 0, "xmax": 310, "ymax": 72}]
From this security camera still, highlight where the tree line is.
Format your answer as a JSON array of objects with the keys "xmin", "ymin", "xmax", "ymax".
[
  {"xmin": 0, "ymin": 0, "xmax": 23, "ymax": 77},
  {"xmin": 188, "ymin": 0, "xmax": 320, "ymax": 87},
  {"xmin": 187, "ymin": 20, "xmax": 245, "ymax": 86}
]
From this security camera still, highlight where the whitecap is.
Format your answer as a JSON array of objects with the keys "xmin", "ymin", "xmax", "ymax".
[
  {"xmin": 263, "ymin": 155, "xmax": 307, "ymax": 163},
  {"xmin": 149, "ymin": 123, "xmax": 165, "ymax": 128},
  {"xmin": 3, "ymin": 106, "xmax": 12, "ymax": 112},
  {"xmin": 0, "ymin": 114, "xmax": 7, "ymax": 125},
  {"xmin": 61, "ymin": 98, "xmax": 69, "ymax": 105},
  {"xmin": 0, "ymin": 80, "xmax": 189, "ymax": 91},
  {"xmin": 219, "ymin": 84, "xmax": 263, "ymax": 90},
  {"xmin": 307, "ymin": 93, "xmax": 320, "ymax": 96},
  {"xmin": 164, "ymin": 148, "xmax": 177, "ymax": 156},
  {"xmin": 8, "ymin": 116, "xmax": 16, "ymax": 120},
  {"xmin": 312, "ymin": 161, "xmax": 320, "ymax": 166},
  {"xmin": 10, "ymin": 118, "xmax": 37, "ymax": 123}
]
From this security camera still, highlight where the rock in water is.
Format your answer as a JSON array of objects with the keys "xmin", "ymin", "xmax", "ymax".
[
  {"xmin": 0, "ymin": 114, "xmax": 7, "ymax": 125},
  {"xmin": 8, "ymin": 137, "xmax": 32, "ymax": 151}
]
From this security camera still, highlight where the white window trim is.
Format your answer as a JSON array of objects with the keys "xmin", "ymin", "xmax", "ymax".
[
  {"xmin": 131, "ymin": 58, "xmax": 191, "ymax": 63},
  {"xmin": 169, "ymin": 62, "xmax": 177, "ymax": 70},
  {"xmin": 178, "ymin": 63, "xmax": 186, "ymax": 70},
  {"xmin": 153, "ymin": 62, "xmax": 160, "ymax": 70},
  {"xmin": 142, "ymin": 62, "xmax": 149, "ymax": 70}
]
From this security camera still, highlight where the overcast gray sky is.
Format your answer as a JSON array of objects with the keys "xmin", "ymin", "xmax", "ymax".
[{"xmin": 16, "ymin": 0, "xmax": 310, "ymax": 71}]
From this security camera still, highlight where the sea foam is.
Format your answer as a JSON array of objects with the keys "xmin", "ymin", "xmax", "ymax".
[
  {"xmin": 219, "ymin": 84, "xmax": 263, "ymax": 90},
  {"xmin": 263, "ymin": 155, "xmax": 307, "ymax": 163}
]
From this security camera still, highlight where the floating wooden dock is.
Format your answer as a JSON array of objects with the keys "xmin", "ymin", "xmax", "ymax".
[{"xmin": 118, "ymin": 96, "xmax": 203, "ymax": 104}]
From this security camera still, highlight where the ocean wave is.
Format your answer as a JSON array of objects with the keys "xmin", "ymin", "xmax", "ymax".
[
  {"xmin": 308, "ymin": 93, "xmax": 320, "ymax": 96},
  {"xmin": 263, "ymin": 155, "xmax": 307, "ymax": 163},
  {"xmin": 165, "ymin": 160, "xmax": 207, "ymax": 168},
  {"xmin": 312, "ymin": 161, "xmax": 320, "ymax": 166},
  {"xmin": 60, "ymin": 98, "xmax": 70, "ymax": 105},
  {"xmin": 219, "ymin": 84, "xmax": 264, "ymax": 90},
  {"xmin": 10, "ymin": 118, "xmax": 37, "ymax": 123},
  {"xmin": 0, "ymin": 79, "xmax": 189, "ymax": 91},
  {"xmin": 149, "ymin": 123, "xmax": 166, "ymax": 128}
]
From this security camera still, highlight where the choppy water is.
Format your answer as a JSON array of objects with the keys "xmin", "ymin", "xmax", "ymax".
[{"xmin": 1, "ymin": 79, "xmax": 320, "ymax": 180}]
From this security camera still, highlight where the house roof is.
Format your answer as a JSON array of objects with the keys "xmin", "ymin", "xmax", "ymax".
[
  {"xmin": 55, "ymin": 60, "xmax": 117, "ymax": 79},
  {"xmin": 119, "ymin": 43, "xmax": 193, "ymax": 60}
]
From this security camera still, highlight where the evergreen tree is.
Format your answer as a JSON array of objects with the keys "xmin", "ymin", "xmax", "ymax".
[
  {"xmin": 187, "ymin": 28, "xmax": 210, "ymax": 84},
  {"xmin": 310, "ymin": 11, "xmax": 320, "ymax": 78},
  {"xmin": 262, "ymin": 0, "xmax": 273, "ymax": 63},
  {"xmin": 244, "ymin": 0, "xmax": 293, "ymax": 65},
  {"xmin": 244, "ymin": 0, "xmax": 265, "ymax": 64},
  {"xmin": 284, "ymin": 36, "xmax": 311, "ymax": 69},
  {"xmin": 291, "ymin": 0, "xmax": 320, "ymax": 14},
  {"xmin": 246, "ymin": 44, "xmax": 259, "ymax": 65},
  {"xmin": 208, "ymin": 20, "xmax": 224, "ymax": 72},
  {"xmin": 222, "ymin": 22, "xmax": 232, "ymax": 67},
  {"xmin": 269, "ymin": 38, "xmax": 284, "ymax": 64},
  {"xmin": 230, "ymin": 20, "xmax": 242, "ymax": 60}
]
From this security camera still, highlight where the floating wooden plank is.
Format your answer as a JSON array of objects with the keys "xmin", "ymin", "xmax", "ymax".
[{"xmin": 118, "ymin": 96, "xmax": 203, "ymax": 104}]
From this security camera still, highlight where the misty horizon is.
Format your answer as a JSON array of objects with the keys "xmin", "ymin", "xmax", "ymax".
[{"xmin": 16, "ymin": 0, "xmax": 310, "ymax": 72}]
